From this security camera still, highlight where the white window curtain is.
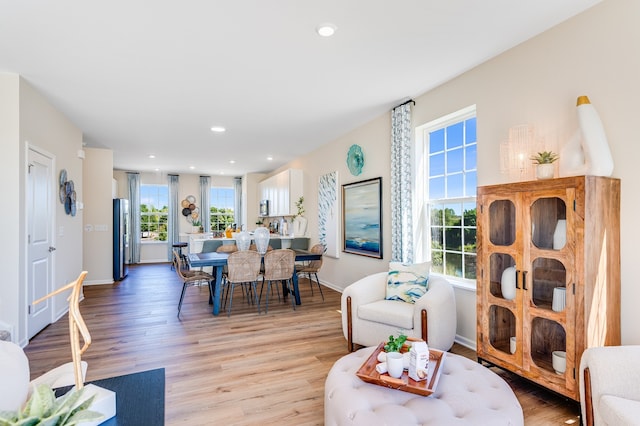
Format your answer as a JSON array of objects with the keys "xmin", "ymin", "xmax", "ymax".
[
  {"xmin": 167, "ymin": 174, "xmax": 180, "ymax": 261},
  {"xmin": 390, "ymin": 101, "xmax": 414, "ymax": 263},
  {"xmin": 199, "ymin": 176, "xmax": 211, "ymax": 233},
  {"xmin": 127, "ymin": 172, "xmax": 141, "ymax": 264},
  {"xmin": 234, "ymin": 177, "xmax": 242, "ymax": 229}
]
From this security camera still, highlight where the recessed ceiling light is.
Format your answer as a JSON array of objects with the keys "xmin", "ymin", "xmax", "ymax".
[
  {"xmin": 210, "ymin": 126, "xmax": 226, "ymax": 133},
  {"xmin": 189, "ymin": 166, "xmax": 195, "ymax": 170},
  {"xmin": 154, "ymin": 168, "xmax": 160, "ymax": 172},
  {"xmin": 267, "ymin": 156, "xmax": 273, "ymax": 161},
  {"xmin": 317, "ymin": 23, "xmax": 337, "ymax": 37},
  {"xmin": 148, "ymin": 154, "xmax": 155, "ymax": 159},
  {"xmin": 229, "ymin": 160, "xmax": 236, "ymax": 164}
]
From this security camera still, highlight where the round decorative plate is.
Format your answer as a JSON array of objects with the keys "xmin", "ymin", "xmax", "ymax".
[
  {"xmin": 70, "ymin": 190, "xmax": 77, "ymax": 202},
  {"xmin": 59, "ymin": 169, "xmax": 67, "ymax": 186},
  {"xmin": 188, "ymin": 203, "xmax": 196, "ymax": 210},
  {"xmin": 70, "ymin": 199, "xmax": 77, "ymax": 217},
  {"xmin": 347, "ymin": 144, "xmax": 364, "ymax": 176},
  {"xmin": 64, "ymin": 196, "xmax": 72, "ymax": 215},
  {"xmin": 186, "ymin": 195, "xmax": 196, "ymax": 204},
  {"xmin": 182, "ymin": 207, "xmax": 191, "ymax": 216},
  {"xmin": 181, "ymin": 199, "xmax": 190, "ymax": 208},
  {"xmin": 59, "ymin": 185, "xmax": 66, "ymax": 203},
  {"xmin": 65, "ymin": 180, "xmax": 74, "ymax": 195}
]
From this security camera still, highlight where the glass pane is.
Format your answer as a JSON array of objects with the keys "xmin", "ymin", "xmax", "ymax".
[
  {"xmin": 444, "ymin": 203, "xmax": 462, "ymax": 226},
  {"xmin": 465, "ymin": 171, "xmax": 477, "ymax": 197},
  {"xmin": 465, "ymin": 118, "xmax": 477, "ymax": 143},
  {"xmin": 429, "ymin": 177, "xmax": 445, "ymax": 199},
  {"xmin": 431, "ymin": 227, "xmax": 443, "ymax": 249},
  {"xmin": 531, "ymin": 257, "xmax": 566, "ymax": 310},
  {"xmin": 489, "ymin": 200, "xmax": 516, "ymax": 246},
  {"xmin": 464, "ymin": 228, "xmax": 476, "ymax": 253},
  {"xmin": 445, "ymin": 227, "xmax": 462, "ymax": 251},
  {"xmin": 446, "ymin": 122, "xmax": 464, "ymax": 149},
  {"xmin": 444, "ymin": 252, "xmax": 463, "ymax": 277},
  {"xmin": 490, "ymin": 253, "xmax": 516, "ymax": 299},
  {"xmin": 463, "ymin": 202, "xmax": 476, "ymax": 226},
  {"xmin": 489, "ymin": 305, "xmax": 516, "ymax": 355},
  {"xmin": 447, "ymin": 148, "xmax": 463, "ymax": 173},
  {"xmin": 465, "ymin": 144, "xmax": 477, "ymax": 171},
  {"xmin": 464, "ymin": 254, "xmax": 476, "ymax": 279},
  {"xmin": 531, "ymin": 197, "xmax": 566, "ymax": 250},
  {"xmin": 446, "ymin": 173, "xmax": 463, "ymax": 198},
  {"xmin": 429, "ymin": 129, "xmax": 445, "ymax": 153},
  {"xmin": 430, "ymin": 205, "xmax": 443, "ymax": 226},
  {"xmin": 429, "ymin": 152, "xmax": 445, "ymax": 176},
  {"xmin": 431, "ymin": 250, "xmax": 443, "ymax": 273}
]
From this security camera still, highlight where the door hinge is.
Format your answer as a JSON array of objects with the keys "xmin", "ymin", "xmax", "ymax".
[
  {"xmin": 28, "ymin": 234, "xmax": 31, "ymax": 244},
  {"xmin": 28, "ymin": 305, "xmax": 31, "ymax": 314},
  {"xmin": 573, "ymin": 367, "xmax": 576, "ymax": 380},
  {"xmin": 28, "ymin": 163, "xmax": 34, "ymax": 173},
  {"xmin": 573, "ymin": 283, "xmax": 575, "ymax": 295},
  {"xmin": 573, "ymin": 199, "xmax": 576, "ymax": 211},
  {"xmin": 480, "ymin": 204, "xmax": 483, "ymax": 214}
]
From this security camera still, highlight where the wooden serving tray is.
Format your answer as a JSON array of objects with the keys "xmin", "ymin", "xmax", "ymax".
[{"xmin": 355, "ymin": 342, "xmax": 445, "ymax": 397}]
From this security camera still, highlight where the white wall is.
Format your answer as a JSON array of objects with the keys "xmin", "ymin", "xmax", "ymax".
[
  {"xmin": 83, "ymin": 148, "xmax": 114, "ymax": 284},
  {"xmin": 0, "ymin": 74, "xmax": 83, "ymax": 345},
  {"xmin": 274, "ymin": 0, "xmax": 640, "ymax": 346}
]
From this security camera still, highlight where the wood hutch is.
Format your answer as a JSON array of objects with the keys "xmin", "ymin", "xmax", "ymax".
[{"xmin": 476, "ymin": 176, "xmax": 620, "ymax": 400}]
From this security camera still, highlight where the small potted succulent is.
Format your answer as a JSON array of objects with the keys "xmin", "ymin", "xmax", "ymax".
[{"xmin": 530, "ymin": 151, "xmax": 559, "ymax": 180}]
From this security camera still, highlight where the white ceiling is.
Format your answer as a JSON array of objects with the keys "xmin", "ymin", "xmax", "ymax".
[{"xmin": 0, "ymin": 0, "xmax": 601, "ymax": 176}]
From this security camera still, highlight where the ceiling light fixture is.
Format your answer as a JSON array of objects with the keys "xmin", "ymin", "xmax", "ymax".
[
  {"xmin": 267, "ymin": 156, "xmax": 273, "ymax": 161},
  {"xmin": 189, "ymin": 166, "xmax": 195, "ymax": 170},
  {"xmin": 317, "ymin": 23, "xmax": 337, "ymax": 37},
  {"xmin": 148, "ymin": 154, "xmax": 155, "ymax": 159},
  {"xmin": 229, "ymin": 160, "xmax": 236, "ymax": 164},
  {"xmin": 210, "ymin": 126, "xmax": 226, "ymax": 133}
]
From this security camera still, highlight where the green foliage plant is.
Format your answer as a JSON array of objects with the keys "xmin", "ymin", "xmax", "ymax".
[
  {"xmin": 293, "ymin": 196, "xmax": 305, "ymax": 219},
  {"xmin": 530, "ymin": 151, "xmax": 559, "ymax": 164},
  {"xmin": 383, "ymin": 333, "xmax": 408, "ymax": 353},
  {"xmin": 0, "ymin": 384, "xmax": 103, "ymax": 426}
]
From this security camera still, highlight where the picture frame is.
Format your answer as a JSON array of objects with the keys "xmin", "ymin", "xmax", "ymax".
[{"xmin": 342, "ymin": 177, "xmax": 382, "ymax": 258}]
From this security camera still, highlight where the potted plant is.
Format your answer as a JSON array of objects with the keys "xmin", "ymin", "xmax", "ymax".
[
  {"xmin": 530, "ymin": 151, "xmax": 559, "ymax": 179},
  {"xmin": 191, "ymin": 220, "xmax": 201, "ymax": 234},
  {"xmin": 0, "ymin": 384, "xmax": 103, "ymax": 425}
]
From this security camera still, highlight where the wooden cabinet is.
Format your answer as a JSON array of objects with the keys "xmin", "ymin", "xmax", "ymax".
[
  {"xmin": 259, "ymin": 169, "xmax": 303, "ymax": 217},
  {"xmin": 476, "ymin": 176, "xmax": 620, "ymax": 401}
]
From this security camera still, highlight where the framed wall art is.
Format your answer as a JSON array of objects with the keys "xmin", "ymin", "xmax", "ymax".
[{"xmin": 342, "ymin": 177, "xmax": 382, "ymax": 258}]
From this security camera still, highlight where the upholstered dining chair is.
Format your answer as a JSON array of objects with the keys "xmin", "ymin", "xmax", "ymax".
[
  {"xmin": 224, "ymin": 250, "xmax": 262, "ymax": 316},
  {"xmin": 173, "ymin": 251, "xmax": 214, "ymax": 318},
  {"xmin": 261, "ymin": 249, "xmax": 296, "ymax": 312},
  {"xmin": 296, "ymin": 243, "xmax": 325, "ymax": 301}
]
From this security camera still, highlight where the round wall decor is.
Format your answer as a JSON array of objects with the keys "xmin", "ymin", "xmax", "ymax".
[{"xmin": 347, "ymin": 144, "xmax": 364, "ymax": 176}]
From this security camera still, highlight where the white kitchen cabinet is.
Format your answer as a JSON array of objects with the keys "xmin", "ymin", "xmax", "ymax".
[{"xmin": 259, "ymin": 169, "xmax": 303, "ymax": 216}]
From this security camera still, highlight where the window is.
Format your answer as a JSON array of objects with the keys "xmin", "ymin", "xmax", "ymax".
[
  {"xmin": 209, "ymin": 187, "xmax": 235, "ymax": 232},
  {"xmin": 140, "ymin": 184, "xmax": 168, "ymax": 242},
  {"xmin": 416, "ymin": 106, "xmax": 477, "ymax": 282}
]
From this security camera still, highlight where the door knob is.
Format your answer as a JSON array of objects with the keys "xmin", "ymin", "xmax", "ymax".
[{"xmin": 48, "ymin": 246, "xmax": 56, "ymax": 252}]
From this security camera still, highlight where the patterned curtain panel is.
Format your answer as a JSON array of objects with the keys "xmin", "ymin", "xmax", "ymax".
[
  {"xmin": 391, "ymin": 102, "xmax": 414, "ymax": 263},
  {"xmin": 234, "ymin": 177, "xmax": 242, "ymax": 229},
  {"xmin": 199, "ymin": 175, "xmax": 211, "ymax": 233},
  {"xmin": 167, "ymin": 174, "xmax": 180, "ymax": 261},
  {"xmin": 127, "ymin": 172, "xmax": 141, "ymax": 264}
]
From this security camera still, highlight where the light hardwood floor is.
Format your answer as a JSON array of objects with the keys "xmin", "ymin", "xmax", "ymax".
[{"xmin": 24, "ymin": 263, "xmax": 581, "ymax": 425}]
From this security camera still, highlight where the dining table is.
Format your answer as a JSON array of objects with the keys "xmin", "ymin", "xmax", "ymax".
[{"xmin": 187, "ymin": 249, "xmax": 322, "ymax": 315}]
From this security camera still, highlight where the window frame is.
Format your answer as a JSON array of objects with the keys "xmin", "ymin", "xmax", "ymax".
[
  {"xmin": 413, "ymin": 105, "xmax": 477, "ymax": 289},
  {"xmin": 139, "ymin": 183, "xmax": 169, "ymax": 243},
  {"xmin": 209, "ymin": 186, "xmax": 235, "ymax": 232}
]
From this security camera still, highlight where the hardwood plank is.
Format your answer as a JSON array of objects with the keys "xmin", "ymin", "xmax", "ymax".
[{"xmin": 24, "ymin": 263, "xmax": 581, "ymax": 425}]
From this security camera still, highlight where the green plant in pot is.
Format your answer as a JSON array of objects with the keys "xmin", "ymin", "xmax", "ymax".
[{"xmin": 530, "ymin": 151, "xmax": 558, "ymax": 180}]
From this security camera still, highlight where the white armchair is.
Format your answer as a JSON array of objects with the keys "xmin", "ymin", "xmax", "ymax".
[
  {"xmin": 580, "ymin": 345, "xmax": 640, "ymax": 426},
  {"xmin": 341, "ymin": 272, "xmax": 456, "ymax": 352}
]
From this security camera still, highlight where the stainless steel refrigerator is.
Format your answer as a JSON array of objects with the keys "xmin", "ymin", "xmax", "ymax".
[{"xmin": 113, "ymin": 198, "xmax": 129, "ymax": 281}]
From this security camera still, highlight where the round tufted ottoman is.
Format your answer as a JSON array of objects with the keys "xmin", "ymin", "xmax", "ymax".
[{"xmin": 325, "ymin": 346, "xmax": 523, "ymax": 425}]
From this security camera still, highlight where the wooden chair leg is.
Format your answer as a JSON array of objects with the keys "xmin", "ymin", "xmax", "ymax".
[
  {"xmin": 421, "ymin": 309, "xmax": 428, "ymax": 343},
  {"xmin": 347, "ymin": 296, "xmax": 354, "ymax": 352},
  {"xmin": 584, "ymin": 367, "xmax": 594, "ymax": 426}
]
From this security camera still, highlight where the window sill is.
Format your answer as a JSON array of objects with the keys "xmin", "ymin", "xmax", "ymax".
[
  {"xmin": 140, "ymin": 240, "xmax": 168, "ymax": 245},
  {"xmin": 432, "ymin": 273, "xmax": 476, "ymax": 292}
]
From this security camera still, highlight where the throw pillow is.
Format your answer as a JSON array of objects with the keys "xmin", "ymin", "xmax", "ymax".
[{"xmin": 385, "ymin": 261, "xmax": 431, "ymax": 303}]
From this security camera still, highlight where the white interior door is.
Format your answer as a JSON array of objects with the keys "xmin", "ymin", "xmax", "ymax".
[{"xmin": 27, "ymin": 148, "xmax": 55, "ymax": 339}]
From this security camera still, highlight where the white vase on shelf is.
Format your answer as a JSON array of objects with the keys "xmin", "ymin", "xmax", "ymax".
[
  {"xmin": 553, "ymin": 220, "xmax": 567, "ymax": 250},
  {"xmin": 501, "ymin": 266, "xmax": 517, "ymax": 301},
  {"xmin": 293, "ymin": 216, "xmax": 307, "ymax": 237}
]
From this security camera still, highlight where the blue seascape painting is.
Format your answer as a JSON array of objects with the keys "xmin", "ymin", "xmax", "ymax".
[{"xmin": 343, "ymin": 178, "xmax": 382, "ymax": 258}]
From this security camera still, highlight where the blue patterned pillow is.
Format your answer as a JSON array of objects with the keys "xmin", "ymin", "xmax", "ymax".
[{"xmin": 385, "ymin": 262, "xmax": 431, "ymax": 303}]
